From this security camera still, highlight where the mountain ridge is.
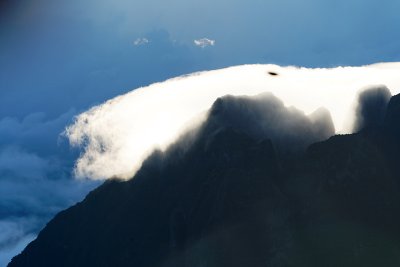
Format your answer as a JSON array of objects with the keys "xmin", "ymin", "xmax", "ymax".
[{"xmin": 8, "ymin": 93, "xmax": 400, "ymax": 267}]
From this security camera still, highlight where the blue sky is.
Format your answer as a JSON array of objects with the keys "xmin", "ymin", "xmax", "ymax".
[{"xmin": 1, "ymin": 0, "xmax": 400, "ymax": 265}]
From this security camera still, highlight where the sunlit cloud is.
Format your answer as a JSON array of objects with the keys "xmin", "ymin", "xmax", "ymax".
[
  {"xmin": 194, "ymin": 38, "xmax": 215, "ymax": 48},
  {"xmin": 133, "ymin": 37, "xmax": 150, "ymax": 46},
  {"xmin": 65, "ymin": 63, "xmax": 400, "ymax": 181}
]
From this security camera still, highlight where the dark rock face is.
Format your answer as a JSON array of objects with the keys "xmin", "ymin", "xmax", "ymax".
[
  {"xmin": 353, "ymin": 86, "xmax": 392, "ymax": 132},
  {"xmin": 8, "ymin": 94, "xmax": 400, "ymax": 267},
  {"xmin": 385, "ymin": 93, "xmax": 400, "ymax": 135}
]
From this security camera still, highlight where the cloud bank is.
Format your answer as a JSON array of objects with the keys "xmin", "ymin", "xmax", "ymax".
[
  {"xmin": 66, "ymin": 63, "xmax": 400, "ymax": 180},
  {"xmin": 0, "ymin": 111, "xmax": 99, "ymax": 266}
]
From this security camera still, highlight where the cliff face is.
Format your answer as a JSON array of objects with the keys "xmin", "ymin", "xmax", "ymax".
[{"xmin": 9, "ymin": 94, "xmax": 400, "ymax": 267}]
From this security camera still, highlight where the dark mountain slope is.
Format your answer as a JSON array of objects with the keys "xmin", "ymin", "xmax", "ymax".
[{"xmin": 9, "ymin": 93, "xmax": 400, "ymax": 267}]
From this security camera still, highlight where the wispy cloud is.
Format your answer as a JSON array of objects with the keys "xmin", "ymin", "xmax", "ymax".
[
  {"xmin": 194, "ymin": 38, "xmax": 215, "ymax": 48},
  {"xmin": 133, "ymin": 37, "xmax": 149, "ymax": 46}
]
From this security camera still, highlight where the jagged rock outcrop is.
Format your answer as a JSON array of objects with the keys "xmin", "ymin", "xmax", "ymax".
[{"xmin": 352, "ymin": 86, "xmax": 392, "ymax": 132}]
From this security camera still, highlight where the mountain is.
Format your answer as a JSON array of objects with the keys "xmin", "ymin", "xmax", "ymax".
[{"xmin": 8, "ymin": 93, "xmax": 400, "ymax": 267}]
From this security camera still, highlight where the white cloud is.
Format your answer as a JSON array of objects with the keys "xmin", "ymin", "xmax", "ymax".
[
  {"xmin": 194, "ymin": 38, "xmax": 215, "ymax": 48},
  {"xmin": 65, "ymin": 63, "xmax": 400, "ymax": 181},
  {"xmin": 133, "ymin": 37, "xmax": 149, "ymax": 46}
]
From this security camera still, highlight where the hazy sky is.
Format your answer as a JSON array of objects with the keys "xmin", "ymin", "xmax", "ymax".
[
  {"xmin": 1, "ymin": 0, "xmax": 400, "ymax": 265},
  {"xmin": 2, "ymin": 0, "xmax": 400, "ymax": 118}
]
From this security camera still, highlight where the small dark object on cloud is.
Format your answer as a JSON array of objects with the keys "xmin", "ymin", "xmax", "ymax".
[{"xmin": 267, "ymin": 71, "xmax": 279, "ymax": 76}]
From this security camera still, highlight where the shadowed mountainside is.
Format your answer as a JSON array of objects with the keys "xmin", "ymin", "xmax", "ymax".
[{"xmin": 8, "ymin": 93, "xmax": 400, "ymax": 267}]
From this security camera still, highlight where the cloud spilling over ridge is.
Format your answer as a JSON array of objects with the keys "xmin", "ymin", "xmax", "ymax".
[{"xmin": 66, "ymin": 63, "xmax": 400, "ymax": 180}]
